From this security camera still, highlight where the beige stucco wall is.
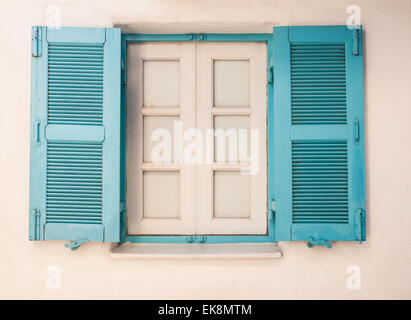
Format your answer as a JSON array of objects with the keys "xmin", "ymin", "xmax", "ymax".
[{"xmin": 1, "ymin": 0, "xmax": 410, "ymax": 299}]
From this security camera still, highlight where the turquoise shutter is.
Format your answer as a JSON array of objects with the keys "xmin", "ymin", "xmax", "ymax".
[
  {"xmin": 273, "ymin": 26, "xmax": 365, "ymax": 245},
  {"xmin": 29, "ymin": 27, "xmax": 121, "ymax": 244}
]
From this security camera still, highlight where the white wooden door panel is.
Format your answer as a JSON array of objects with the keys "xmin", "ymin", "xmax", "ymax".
[
  {"xmin": 127, "ymin": 43, "xmax": 196, "ymax": 235},
  {"xmin": 196, "ymin": 42, "xmax": 267, "ymax": 235}
]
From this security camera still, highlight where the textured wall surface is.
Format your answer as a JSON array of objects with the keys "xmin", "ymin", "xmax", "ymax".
[{"xmin": 0, "ymin": 0, "xmax": 410, "ymax": 299}]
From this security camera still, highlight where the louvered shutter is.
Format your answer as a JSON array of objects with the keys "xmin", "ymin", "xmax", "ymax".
[
  {"xmin": 273, "ymin": 26, "xmax": 366, "ymax": 244},
  {"xmin": 29, "ymin": 27, "xmax": 121, "ymax": 243}
]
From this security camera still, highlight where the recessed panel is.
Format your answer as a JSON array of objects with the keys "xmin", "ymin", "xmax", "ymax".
[
  {"xmin": 213, "ymin": 60, "xmax": 250, "ymax": 107},
  {"xmin": 144, "ymin": 116, "xmax": 179, "ymax": 163},
  {"xmin": 143, "ymin": 171, "xmax": 180, "ymax": 219},
  {"xmin": 213, "ymin": 171, "xmax": 250, "ymax": 219},
  {"xmin": 214, "ymin": 115, "xmax": 250, "ymax": 163},
  {"xmin": 144, "ymin": 60, "xmax": 179, "ymax": 107}
]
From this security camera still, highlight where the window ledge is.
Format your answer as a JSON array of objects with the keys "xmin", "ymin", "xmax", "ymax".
[{"xmin": 110, "ymin": 243, "xmax": 282, "ymax": 259}]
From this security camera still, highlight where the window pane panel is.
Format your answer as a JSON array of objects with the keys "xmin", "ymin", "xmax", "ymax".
[
  {"xmin": 143, "ymin": 116, "xmax": 178, "ymax": 163},
  {"xmin": 144, "ymin": 60, "xmax": 179, "ymax": 107},
  {"xmin": 214, "ymin": 115, "xmax": 250, "ymax": 163},
  {"xmin": 213, "ymin": 60, "xmax": 250, "ymax": 107},
  {"xmin": 143, "ymin": 171, "xmax": 179, "ymax": 219},
  {"xmin": 214, "ymin": 171, "xmax": 250, "ymax": 218}
]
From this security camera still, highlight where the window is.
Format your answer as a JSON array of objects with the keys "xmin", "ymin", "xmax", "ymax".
[
  {"xmin": 29, "ymin": 26, "xmax": 365, "ymax": 250},
  {"xmin": 126, "ymin": 42, "xmax": 267, "ymax": 236}
]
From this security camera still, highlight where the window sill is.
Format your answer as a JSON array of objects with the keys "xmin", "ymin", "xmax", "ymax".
[{"xmin": 110, "ymin": 243, "xmax": 282, "ymax": 259}]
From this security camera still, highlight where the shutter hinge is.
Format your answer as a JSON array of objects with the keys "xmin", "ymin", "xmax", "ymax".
[
  {"xmin": 355, "ymin": 208, "xmax": 365, "ymax": 243},
  {"xmin": 352, "ymin": 28, "xmax": 360, "ymax": 56},
  {"xmin": 267, "ymin": 58, "xmax": 274, "ymax": 84},
  {"xmin": 354, "ymin": 119, "xmax": 360, "ymax": 144},
  {"xmin": 121, "ymin": 58, "xmax": 125, "ymax": 72},
  {"xmin": 31, "ymin": 26, "xmax": 42, "ymax": 57},
  {"xmin": 64, "ymin": 240, "xmax": 89, "ymax": 251},
  {"xmin": 32, "ymin": 120, "xmax": 41, "ymax": 147},
  {"xmin": 120, "ymin": 200, "xmax": 126, "ymax": 212},
  {"xmin": 29, "ymin": 209, "xmax": 41, "ymax": 240}
]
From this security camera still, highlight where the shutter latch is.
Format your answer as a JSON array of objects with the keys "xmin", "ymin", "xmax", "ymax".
[
  {"xmin": 268, "ymin": 199, "xmax": 275, "ymax": 221},
  {"xmin": 268, "ymin": 199, "xmax": 275, "ymax": 212},
  {"xmin": 64, "ymin": 240, "xmax": 89, "ymax": 251},
  {"xmin": 31, "ymin": 26, "xmax": 42, "ymax": 57},
  {"xmin": 267, "ymin": 58, "xmax": 274, "ymax": 84},
  {"xmin": 307, "ymin": 237, "xmax": 332, "ymax": 248}
]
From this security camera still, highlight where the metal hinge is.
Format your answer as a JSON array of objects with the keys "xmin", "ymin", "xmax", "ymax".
[
  {"xmin": 29, "ymin": 209, "xmax": 41, "ymax": 240},
  {"xmin": 121, "ymin": 58, "xmax": 127, "ymax": 85},
  {"xmin": 354, "ymin": 119, "xmax": 360, "ymax": 145},
  {"xmin": 352, "ymin": 28, "xmax": 360, "ymax": 56},
  {"xmin": 355, "ymin": 208, "xmax": 365, "ymax": 243},
  {"xmin": 185, "ymin": 236, "xmax": 207, "ymax": 243},
  {"xmin": 33, "ymin": 120, "xmax": 41, "ymax": 147},
  {"xmin": 267, "ymin": 58, "xmax": 274, "ymax": 84},
  {"xmin": 120, "ymin": 200, "xmax": 126, "ymax": 213},
  {"xmin": 31, "ymin": 26, "xmax": 42, "ymax": 57},
  {"xmin": 187, "ymin": 33, "xmax": 207, "ymax": 41}
]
